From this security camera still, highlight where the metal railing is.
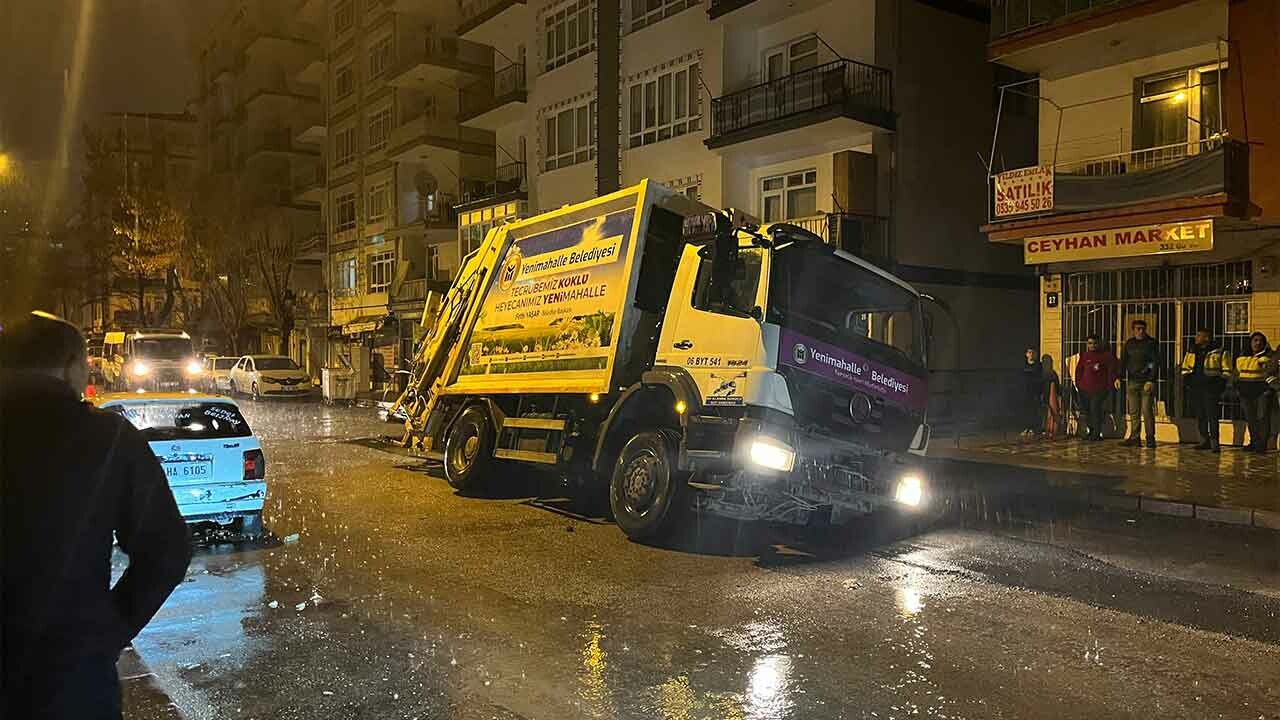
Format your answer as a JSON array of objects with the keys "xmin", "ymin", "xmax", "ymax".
[
  {"xmin": 709, "ymin": 58, "xmax": 893, "ymax": 141},
  {"xmin": 991, "ymin": 0, "xmax": 1152, "ymax": 40},
  {"xmin": 788, "ymin": 212, "xmax": 891, "ymax": 261},
  {"xmin": 1053, "ymin": 136, "xmax": 1227, "ymax": 176},
  {"xmin": 423, "ymin": 35, "xmax": 492, "ymax": 70},
  {"xmin": 460, "ymin": 161, "xmax": 526, "ymax": 204},
  {"xmin": 707, "ymin": 0, "xmax": 758, "ymax": 19},
  {"xmin": 459, "ymin": 63, "xmax": 526, "ymax": 119}
]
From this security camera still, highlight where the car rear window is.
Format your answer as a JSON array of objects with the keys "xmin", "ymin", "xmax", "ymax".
[{"xmin": 107, "ymin": 401, "xmax": 253, "ymax": 440}]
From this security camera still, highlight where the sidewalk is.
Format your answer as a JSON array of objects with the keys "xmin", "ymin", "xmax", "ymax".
[{"xmin": 929, "ymin": 431, "xmax": 1280, "ymax": 525}]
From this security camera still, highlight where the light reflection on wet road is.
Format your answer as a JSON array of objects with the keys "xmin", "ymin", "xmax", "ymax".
[{"xmin": 115, "ymin": 401, "xmax": 1280, "ymax": 719}]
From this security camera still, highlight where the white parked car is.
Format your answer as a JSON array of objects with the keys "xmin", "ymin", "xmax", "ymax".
[
  {"xmin": 93, "ymin": 392, "xmax": 266, "ymax": 536},
  {"xmin": 227, "ymin": 355, "xmax": 313, "ymax": 400},
  {"xmin": 202, "ymin": 355, "xmax": 239, "ymax": 394}
]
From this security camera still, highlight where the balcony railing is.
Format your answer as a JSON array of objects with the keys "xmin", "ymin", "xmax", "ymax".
[
  {"xmin": 990, "ymin": 0, "xmax": 1154, "ymax": 40},
  {"xmin": 459, "ymin": 162, "xmax": 527, "ymax": 205},
  {"xmin": 459, "ymin": 63, "xmax": 527, "ymax": 119},
  {"xmin": 988, "ymin": 138, "xmax": 1248, "ymax": 223},
  {"xmin": 248, "ymin": 128, "xmax": 315, "ymax": 156},
  {"xmin": 708, "ymin": 58, "xmax": 894, "ymax": 145},
  {"xmin": 458, "ymin": 0, "xmax": 525, "ymax": 33},
  {"xmin": 707, "ymin": 0, "xmax": 758, "ymax": 19},
  {"xmin": 423, "ymin": 34, "xmax": 492, "ymax": 70},
  {"xmin": 291, "ymin": 162, "xmax": 326, "ymax": 190},
  {"xmin": 788, "ymin": 213, "xmax": 891, "ymax": 262}
]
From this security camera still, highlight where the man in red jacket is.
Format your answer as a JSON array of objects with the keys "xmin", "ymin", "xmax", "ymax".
[{"xmin": 1074, "ymin": 334, "xmax": 1118, "ymax": 441}]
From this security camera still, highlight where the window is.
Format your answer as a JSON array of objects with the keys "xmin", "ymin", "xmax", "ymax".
[
  {"xmin": 426, "ymin": 244, "xmax": 440, "ymax": 280},
  {"xmin": 760, "ymin": 170, "xmax": 817, "ymax": 222},
  {"xmin": 630, "ymin": 0, "xmax": 697, "ymax": 31},
  {"xmin": 543, "ymin": 99, "xmax": 596, "ymax": 171},
  {"xmin": 366, "ymin": 181, "xmax": 389, "ymax": 222},
  {"xmin": 628, "ymin": 61, "xmax": 700, "ymax": 148},
  {"xmin": 691, "ymin": 247, "xmax": 764, "ymax": 317},
  {"xmin": 545, "ymin": 0, "xmax": 595, "ymax": 71},
  {"xmin": 764, "ymin": 35, "xmax": 820, "ymax": 82},
  {"xmin": 1134, "ymin": 63, "xmax": 1227, "ymax": 165},
  {"xmin": 334, "ymin": 256, "xmax": 357, "ymax": 293},
  {"xmin": 335, "ymin": 193, "xmax": 357, "ymax": 231},
  {"xmin": 335, "ymin": 62, "xmax": 354, "ymax": 100},
  {"xmin": 369, "ymin": 35, "xmax": 393, "ymax": 80},
  {"xmin": 334, "ymin": 0, "xmax": 354, "ymax": 33},
  {"xmin": 335, "ymin": 126, "xmax": 358, "ymax": 166},
  {"xmin": 368, "ymin": 250, "xmax": 394, "ymax": 292},
  {"xmin": 368, "ymin": 106, "xmax": 393, "ymax": 151},
  {"xmin": 108, "ymin": 401, "xmax": 253, "ymax": 441}
]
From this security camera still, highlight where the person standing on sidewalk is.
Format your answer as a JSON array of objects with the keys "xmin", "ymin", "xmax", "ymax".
[
  {"xmin": 1233, "ymin": 331, "xmax": 1277, "ymax": 453},
  {"xmin": 1075, "ymin": 335, "xmax": 1118, "ymax": 441},
  {"xmin": 1117, "ymin": 319, "xmax": 1160, "ymax": 448},
  {"xmin": 1040, "ymin": 354, "xmax": 1062, "ymax": 438},
  {"xmin": 1020, "ymin": 348, "xmax": 1043, "ymax": 437},
  {"xmin": 1180, "ymin": 328, "xmax": 1229, "ymax": 452}
]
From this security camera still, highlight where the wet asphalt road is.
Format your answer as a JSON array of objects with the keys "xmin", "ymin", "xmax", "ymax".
[{"xmin": 115, "ymin": 402, "xmax": 1280, "ymax": 720}]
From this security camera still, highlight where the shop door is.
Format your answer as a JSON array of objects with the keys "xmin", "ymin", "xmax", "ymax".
[{"xmin": 1061, "ymin": 262, "xmax": 1252, "ymax": 431}]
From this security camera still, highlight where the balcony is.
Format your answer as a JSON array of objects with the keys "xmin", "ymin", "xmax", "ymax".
[
  {"xmin": 458, "ymin": 63, "xmax": 527, "ymax": 131},
  {"xmin": 387, "ymin": 35, "xmax": 493, "ymax": 89},
  {"xmin": 988, "ymin": 0, "xmax": 1221, "ymax": 77},
  {"xmin": 789, "ymin": 213, "xmax": 891, "ymax": 264},
  {"xmin": 386, "ymin": 111, "xmax": 495, "ymax": 163},
  {"xmin": 245, "ymin": 128, "xmax": 322, "ymax": 161},
  {"xmin": 457, "ymin": 0, "xmax": 530, "ymax": 46},
  {"xmin": 291, "ymin": 162, "xmax": 326, "ymax": 204},
  {"xmin": 983, "ymin": 138, "xmax": 1251, "ymax": 241},
  {"xmin": 708, "ymin": 0, "xmax": 826, "ymax": 24},
  {"xmin": 706, "ymin": 58, "xmax": 894, "ymax": 159},
  {"xmin": 400, "ymin": 192, "xmax": 459, "ymax": 229},
  {"xmin": 457, "ymin": 162, "xmax": 527, "ymax": 210}
]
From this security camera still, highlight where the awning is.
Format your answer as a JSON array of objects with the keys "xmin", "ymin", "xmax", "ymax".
[{"xmin": 341, "ymin": 315, "xmax": 388, "ymax": 336}]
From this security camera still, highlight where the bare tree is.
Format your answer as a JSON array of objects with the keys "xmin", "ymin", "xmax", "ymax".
[
  {"xmin": 111, "ymin": 190, "xmax": 188, "ymax": 326},
  {"xmin": 249, "ymin": 211, "xmax": 301, "ymax": 355},
  {"xmin": 190, "ymin": 180, "xmax": 254, "ymax": 354}
]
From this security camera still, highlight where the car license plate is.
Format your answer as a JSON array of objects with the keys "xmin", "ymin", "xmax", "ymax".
[{"xmin": 164, "ymin": 461, "xmax": 213, "ymax": 479}]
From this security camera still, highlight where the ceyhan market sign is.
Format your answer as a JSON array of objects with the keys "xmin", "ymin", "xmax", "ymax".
[{"xmin": 1024, "ymin": 219, "xmax": 1214, "ymax": 264}]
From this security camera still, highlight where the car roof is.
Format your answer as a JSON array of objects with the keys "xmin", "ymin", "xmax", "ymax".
[{"xmin": 91, "ymin": 391, "xmax": 239, "ymax": 407}]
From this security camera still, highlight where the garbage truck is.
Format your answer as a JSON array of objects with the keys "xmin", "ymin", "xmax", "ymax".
[{"xmin": 390, "ymin": 180, "xmax": 933, "ymax": 541}]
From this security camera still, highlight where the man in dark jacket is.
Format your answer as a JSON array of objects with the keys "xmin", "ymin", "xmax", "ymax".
[
  {"xmin": 1, "ymin": 313, "xmax": 191, "ymax": 719},
  {"xmin": 1117, "ymin": 318, "xmax": 1160, "ymax": 447},
  {"xmin": 1180, "ymin": 328, "xmax": 1229, "ymax": 452}
]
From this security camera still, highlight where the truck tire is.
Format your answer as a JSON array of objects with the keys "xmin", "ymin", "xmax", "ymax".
[
  {"xmin": 609, "ymin": 430, "xmax": 689, "ymax": 542},
  {"xmin": 443, "ymin": 405, "xmax": 493, "ymax": 493}
]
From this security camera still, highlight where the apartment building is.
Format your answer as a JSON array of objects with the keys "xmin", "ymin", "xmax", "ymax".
[
  {"xmin": 87, "ymin": 111, "xmax": 201, "ymax": 332},
  {"xmin": 310, "ymin": 0, "xmax": 497, "ymax": 388},
  {"xmin": 982, "ymin": 0, "xmax": 1280, "ymax": 442},
  {"xmin": 194, "ymin": 0, "xmax": 326, "ymax": 366},
  {"xmin": 453, "ymin": 0, "xmax": 1035, "ymax": 419}
]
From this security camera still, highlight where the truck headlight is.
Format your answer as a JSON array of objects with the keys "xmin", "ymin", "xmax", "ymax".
[
  {"xmin": 895, "ymin": 474, "xmax": 924, "ymax": 507},
  {"xmin": 749, "ymin": 436, "xmax": 795, "ymax": 473},
  {"xmin": 129, "ymin": 360, "xmax": 151, "ymax": 377},
  {"xmin": 185, "ymin": 359, "xmax": 203, "ymax": 376}
]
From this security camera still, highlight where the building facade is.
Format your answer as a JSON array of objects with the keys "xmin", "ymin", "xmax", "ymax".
[
  {"xmin": 452, "ymin": 0, "xmax": 1036, "ymax": 420},
  {"xmin": 194, "ymin": 0, "xmax": 327, "ymax": 368},
  {"xmin": 982, "ymin": 0, "xmax": 1280, "ymax": 443}
]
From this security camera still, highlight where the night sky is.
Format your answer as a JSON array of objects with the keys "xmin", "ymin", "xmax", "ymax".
[{"xmin": 0, "ymin": 0, "xmax": 222, "ymax": 194}]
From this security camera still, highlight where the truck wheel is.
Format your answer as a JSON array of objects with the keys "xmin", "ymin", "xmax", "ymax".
[
  {"xmin": 443, "ymin": 405, "xmax": 493, "ymax": 493},
  {"xmin": 609, "ymin": 430, "xmax": 688, "ymax": 542}
]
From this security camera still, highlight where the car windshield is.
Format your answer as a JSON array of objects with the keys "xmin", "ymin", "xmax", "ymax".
[
  {"xmin": 213, "ymin": 358, "xmax": 238, "ymax": 370},
  {"xmin": 254, "ymin": 357, "xmax": 299, "ymax": 371},
  {"xmin": 132, "ymin": 338, "xmax": 193, "ymax": 360},
  {"xmin": 768, "ymin": 238, "xmax": 925, "ymax": 368},
  {"xmin": 106, "ymin": 401, "xmax": 252, "ymax": 440}
]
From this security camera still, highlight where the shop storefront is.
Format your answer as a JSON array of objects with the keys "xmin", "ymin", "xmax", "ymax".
[{"xmin": 1026, "ymin": 218, "xmax": 1279, "ymax": 443}]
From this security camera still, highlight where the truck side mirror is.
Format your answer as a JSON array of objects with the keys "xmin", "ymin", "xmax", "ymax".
[{"xmin": 750, "ymin": 306, "xmax": 763, "ymax": 322}]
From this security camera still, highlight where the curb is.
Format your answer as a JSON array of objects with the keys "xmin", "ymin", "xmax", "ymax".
[{"xmin": 1087, "ymin": 489, "xmax": 1278, "ymax": 529}]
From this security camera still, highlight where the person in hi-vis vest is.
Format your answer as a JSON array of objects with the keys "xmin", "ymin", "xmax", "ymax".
[
  {"xmin": 1233, "ymin": 331, "xmax": 1278, "ymax": 453},
  {"xmin": 1180, "ymin": 328, "xmax": 1230, "ymax": 452}
]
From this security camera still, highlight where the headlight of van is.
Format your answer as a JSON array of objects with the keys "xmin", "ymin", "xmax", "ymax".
[{"xmin": 895, "ymin": 474, "xmax": 925, "ymax": 508}]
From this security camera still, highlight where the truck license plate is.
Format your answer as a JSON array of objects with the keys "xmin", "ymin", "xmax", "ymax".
[{"xmin": 164, "ymin": 461, "xmax": 213, "ymax": 479}]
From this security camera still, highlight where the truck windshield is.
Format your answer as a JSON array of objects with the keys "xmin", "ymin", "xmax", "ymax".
[
  {"xmin": 132, "ymin": 338, "xmax": 193, "ymax": 360},
  {"xmin": 768, "ymin": 242, "xmax": 925, "ymax": 368}
]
